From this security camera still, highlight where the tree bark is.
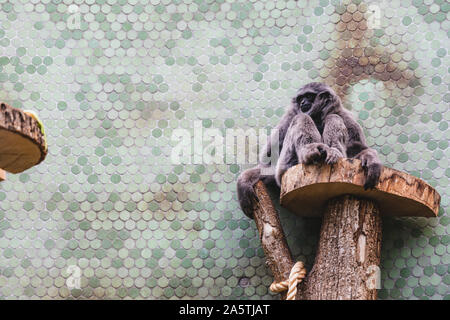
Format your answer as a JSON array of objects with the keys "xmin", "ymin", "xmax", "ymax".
[
  {"xmin": 252, "ymin": 181, "xmax": 294, "ymax": 300},
  {"xmin": 297, "ymin": 195, "xmax": 382, "ymax": 300}
]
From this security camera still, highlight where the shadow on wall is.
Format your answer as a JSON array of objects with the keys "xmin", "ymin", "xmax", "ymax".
[{"xmin": 322, "ymin": 1, "xmax": 422, "ymax": 105}]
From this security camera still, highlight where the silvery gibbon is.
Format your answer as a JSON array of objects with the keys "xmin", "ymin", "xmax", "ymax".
[{"xmin": 237, "ymin": 82, "xmax": 382, "ymax": 218}]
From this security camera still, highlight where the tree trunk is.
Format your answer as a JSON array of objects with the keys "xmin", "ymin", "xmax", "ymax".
[
  {"xmin": 252, "ymin": 181, "xmax": 294, "ymax": 300},
  {"xmin": 297, "ymin": 195, "xmax": 382, "ymax": 300}
]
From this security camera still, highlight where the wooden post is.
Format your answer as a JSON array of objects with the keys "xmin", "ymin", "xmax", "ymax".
[
  {"xmin": 279, "ymin": 159, "xmax": 440, "ymax": 300},
  {"xmin": 252, "ymin": 181, "xmax": 294, "ymax": 300},
  {"xmin": 297, "ymin": 195, "xmax": 382, "ymax": 299},
  {"xmin": 246, "ymin": 158, "xmax": 440, "ymax": 300}
]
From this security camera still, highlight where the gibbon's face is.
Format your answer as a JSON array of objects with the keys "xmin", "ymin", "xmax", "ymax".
[
  {"xmin": 297, "ymin": 92, "xmax": 316, "ymax": 113},
  {"xmin": 294, "ymin": 82, "xmax": 338, "ymax": 117}
]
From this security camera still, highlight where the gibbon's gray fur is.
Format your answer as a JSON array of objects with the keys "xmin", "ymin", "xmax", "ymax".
[{"xmin": 237, "ymin": 82, "xmax": 382, "ymax": 218}]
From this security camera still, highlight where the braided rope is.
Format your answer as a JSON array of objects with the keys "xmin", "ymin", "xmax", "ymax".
[{"xmin": 269, "ymin": 261, "xmax": 307, "ymax": 300}]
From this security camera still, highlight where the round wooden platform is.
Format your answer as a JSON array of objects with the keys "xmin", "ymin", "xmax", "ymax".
[
  {"xmin": 280, "ymin": 158, "xmax": 440, "ymax": 218},
  {"xmin": 0, "ymin": 102, "xmax": 47, "ymax": 173}
]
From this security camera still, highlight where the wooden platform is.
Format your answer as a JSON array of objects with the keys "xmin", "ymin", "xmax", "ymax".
[
  {"xmin": 0, "ymin": 102, "xmax": 47, "ymax": 174},
  {"xmin": 280, "ymin": 158, "xmax": 440, "ymax": 218}
]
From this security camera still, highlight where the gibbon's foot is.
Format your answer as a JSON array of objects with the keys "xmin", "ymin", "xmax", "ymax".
[
  {"xmin": 359, "ymin": 151, "xmax": 382, "ymax": 190},
  {"xmin": 324, "ymin": 146, "xmax": 344, "ymax": 165},
  {"xmin": 362, "ymin": 162, "xmax": 381, "ymax": 190}
]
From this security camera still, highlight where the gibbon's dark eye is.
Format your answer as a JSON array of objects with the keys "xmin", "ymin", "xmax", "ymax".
[
  {"xmin": 318, "ymin": 91, "xmax": 331, "ymax": 99},
  {"xmin": 304, "ymin": 93, "xmax": 315, "ymax": 101}
]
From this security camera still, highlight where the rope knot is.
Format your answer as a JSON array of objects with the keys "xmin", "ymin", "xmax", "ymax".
[{"xmin": 269, "ymin": 261, "xmax": 307, "ymax": 300}]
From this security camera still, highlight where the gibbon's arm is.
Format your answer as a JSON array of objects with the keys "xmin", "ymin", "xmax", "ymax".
[
  {"xmin": 258, "ymin": 107, "xmax": 297, "ymax": 167},
  {"xmin": 339, "ymin": 109, "xmax": 382, "ymax": 189}
]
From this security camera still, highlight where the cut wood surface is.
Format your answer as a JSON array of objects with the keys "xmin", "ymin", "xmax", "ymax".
[
  {"xmin": 0, "ymin": 102, "xmax": 47, "ymax": 173},
  {"xmin": 280, "ymin": 158, "xmax": 440, "ymax": 218}
]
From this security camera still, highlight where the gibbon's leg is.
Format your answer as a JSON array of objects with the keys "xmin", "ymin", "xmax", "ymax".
[
  {"xmin": 355, "ymin": 148, "xmax": 382, "ymax": 190},
  {"xmin": 322, "ymin": 114, "xmax": 348, "ymax": 164},
  {"xmin": 337, "ymin": 111, "xmax": 382, "ymax": 190},
  {"xmin": 275, "ymin": 113, "xmax": 325, "ymax": 186},
  {"xmin": 237, "ymin": 166, "xmax": 262, "ymax": 218}
]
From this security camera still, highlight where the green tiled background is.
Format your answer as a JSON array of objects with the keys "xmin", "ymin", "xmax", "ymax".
[{"xmin": 0, "ymin": 0, "xmax": 448, "ymax": 299}]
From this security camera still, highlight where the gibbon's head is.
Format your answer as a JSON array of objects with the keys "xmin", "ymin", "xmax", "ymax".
[{"xmin": 292, "ymin": 82, "xmax": 342, "ymax": 119}]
